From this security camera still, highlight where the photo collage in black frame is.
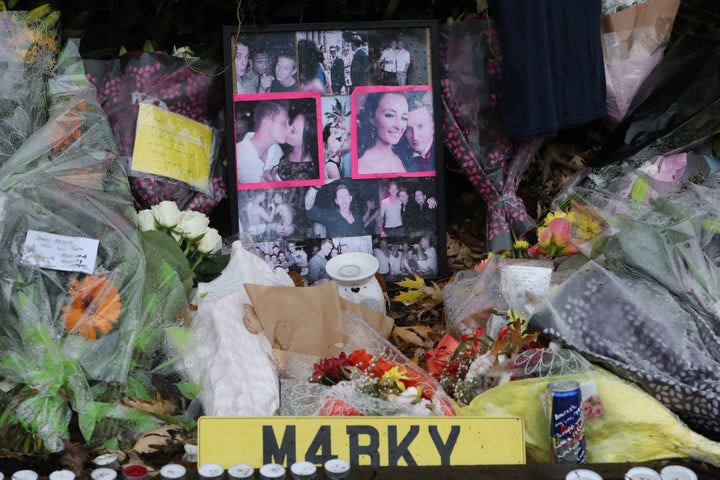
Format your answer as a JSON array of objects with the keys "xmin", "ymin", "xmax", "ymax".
[{"xmin": 223, "ymin": 21, "xmax": 445, "ymax": 286}]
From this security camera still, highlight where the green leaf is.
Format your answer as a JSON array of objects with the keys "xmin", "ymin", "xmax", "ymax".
[
  {"xmin": 175, "ymin": 380, "xmax": 201, "ymax": 400},
  {"xmin": 193, "ymin": 253, "xmax": 230, "ymax": 283},
  {"xmin": 629, "ymin": 174, "xmax": 649, "ymax": 202}
]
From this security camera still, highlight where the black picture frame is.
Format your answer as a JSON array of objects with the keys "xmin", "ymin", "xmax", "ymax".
[{"xmin": 223, "ymin": 20, "xmax": 446, "ymax": 286}]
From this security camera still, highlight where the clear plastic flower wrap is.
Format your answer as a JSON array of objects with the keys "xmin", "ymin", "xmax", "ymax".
[
  {"xmin": 0, "ymin": 7, "xmax": 60, "ymax": 164},
  {"xmin": 0, "ymin": 41, "xmax": 190, "ymax": 454},
  {"xmin": 443, "ymin": 255, "xmax": 554, "ymax": 336},
  {"xmin": 530, "ymin": 170, "xmax": 720, "ymax": 439},
  {"xmin": 84, "ymin": 51, "xmax": 227, "ymax": 214},
  {"xmin": 278, "ymin": 311, "xmax": 455, "ymax": 417}
]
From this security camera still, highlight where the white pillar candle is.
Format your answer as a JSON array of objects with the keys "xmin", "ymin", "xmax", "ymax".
[
  {"xmin": 566, "ymin": 468, "xmax": 603, "ymax": 480},
  {"xmin": 625, "ymin": 467, "xmax": 662, "ymax": 480},
  {"xmin": 660, "ymin": 465, "xmax": 698, "ymax": 480}
]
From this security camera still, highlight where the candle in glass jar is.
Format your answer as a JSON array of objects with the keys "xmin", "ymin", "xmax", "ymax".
[
  {"xmin": 566, "ymin": 468, "xmax": 603, "ymax": 480},
  {"xmin": 625, "ymin": 467, "xmax": 662, "ymax": 480},
  {"xmin": 660, "ymin": 465, "xmax": 698, "ymax": 480}
]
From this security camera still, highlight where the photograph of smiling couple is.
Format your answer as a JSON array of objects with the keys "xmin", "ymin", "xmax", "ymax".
[{"xmin": 353, "ymin": 87, "xmax": 436, "ymax": 177}]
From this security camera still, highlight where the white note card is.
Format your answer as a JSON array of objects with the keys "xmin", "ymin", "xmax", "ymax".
[{"xmin": 21, "ymin": 230, "xmax": 99, "ymax": 274}]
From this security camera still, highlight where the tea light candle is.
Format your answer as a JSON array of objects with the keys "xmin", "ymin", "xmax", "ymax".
[
  {"xmin": 11, "ymin": 471, "xmax": 38, "ymax": 480},
  {"xmin": 49, "ymin": 470, "xmax": 76, "ymax": 480},
  {"xmin": 182, "ymin": 443, "xmax": 198, "ymax": 463},
  {"xmin": 228, "ymin": 464, "xmax": 254, "ymax": 480},
  {"xmin": 625, "ymin": 467, "xmax": 662, "ymax": 480},
  {"xmin": 566, "ymin": 468, "xmax": 603, "ymax": 480},
  {"xmin": 159, "ymin": 464, "xmax": 187, "ymax": 480},
  {"xmin": 198, "ymin": 463, "xmax": 225, "ymax": 480},
  {"xmin": 258, "ymin": 463, "xmax": 285, "ymax": 480},
  {"xmin": 289, "ymin": 461, "xmax": 316, "ymax": 480},
  {"xmin": 660, "ymin": 465, "xmax": 698, "ymax": 480},
  {"xmin": 122, "ymin": 465, "xmax": 148, "ymax": 480},
  {"xmin": 323, "ymin": 459, "xmax": 350, "ymax": 480},
  {"xmin": 94, "ymin": 453, "xmax": 120, "ymax": 469},
  {"xmin": 91, "ymin": 468, "xmax": 118, "ymax": 480}
]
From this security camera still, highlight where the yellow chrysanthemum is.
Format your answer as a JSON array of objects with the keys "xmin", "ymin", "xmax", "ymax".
[{"xmin": 573, "ymin": 212, "xmax": 603, "ymax": 240}]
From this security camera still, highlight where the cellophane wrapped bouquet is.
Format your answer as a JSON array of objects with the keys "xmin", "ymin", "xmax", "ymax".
[
  {"xmin": 278, "ymin": 312, "xmax": 456, "ymax": 417},
  {"xmin": 0, "ymin": 40, "xmax": 191, "ymax": 454},
  {"xmin": 0, "ymin": 5, "xmax": 60, "ymax": 164}
]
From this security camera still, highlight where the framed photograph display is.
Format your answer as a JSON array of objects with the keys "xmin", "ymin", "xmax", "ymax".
[{"xmin": 223, "ymin": 21, "xmax": 445, "ymax": 286}]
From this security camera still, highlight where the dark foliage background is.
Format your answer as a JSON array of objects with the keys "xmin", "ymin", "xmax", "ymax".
[{"xmin": 8, "ymin": 0, "xmax": 720, "ymax": 62}]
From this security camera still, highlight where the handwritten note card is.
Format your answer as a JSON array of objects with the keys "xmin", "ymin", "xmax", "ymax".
[
  {"xmin": 21, "ymin": 230, "xmax": 99, "ymax": 274},
  {"xmin": 132, "ymin": 103, "xmax": 214, "ymax": 191}
]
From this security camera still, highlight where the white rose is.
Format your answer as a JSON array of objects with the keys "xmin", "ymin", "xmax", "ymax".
[
  {"xmin": 150, "ymin": 201, "xmax": 181, "ymax": 229},
  {"xmin": 136, "ymin": 209, "xmax": 156, "ymax": 231},
  {"xmin": 197, "ymin": 227, "xmax": 222, "ymax": 254},
  {"xmin": 177, "ymin": 210, "xmax": 210, "ymax": 240}
]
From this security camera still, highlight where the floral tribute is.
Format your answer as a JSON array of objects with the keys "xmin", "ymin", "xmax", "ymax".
[
  {"xmin": 136, "ymin": 200, "xmax": 225, "ymax": 277},
  {"xmin": 425, "ymin": 310, "xmax": 545, "ymax": 406},
  {"xmin": 0, "ymin": 41, "xmax": 195, "ymax": 455},
  {"xmin": 309, "ymin": 348, "xmax": 454, "ymax": 416}
]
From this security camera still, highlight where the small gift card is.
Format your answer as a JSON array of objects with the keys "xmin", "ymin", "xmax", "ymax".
[{"xmin": 21, "ymin": 230, "xmax": 99, "ymax": 274}]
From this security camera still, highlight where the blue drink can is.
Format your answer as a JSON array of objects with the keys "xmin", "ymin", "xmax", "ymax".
[{"xmin": 547, "ymin": 379, "xmax": 586, "ymax": 464}]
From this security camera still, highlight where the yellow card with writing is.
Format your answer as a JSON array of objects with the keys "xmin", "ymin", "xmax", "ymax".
[
  {"xmin": 132, "ymin": 103, "xmax": 213, "ymax": 191},
  {"xmin": 198, "ymin": 416, "xmax": 525, "ymax": 468}
]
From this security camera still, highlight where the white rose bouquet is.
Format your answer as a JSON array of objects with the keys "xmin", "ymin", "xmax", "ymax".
[{"xmin": 137, "ymin": 200, "xmax": 228, "ymax": 281}]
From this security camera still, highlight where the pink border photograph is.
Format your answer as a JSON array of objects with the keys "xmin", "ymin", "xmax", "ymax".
[
  {"xmin": 351, "ymin": 85, "xmax": 437, "ymax": 179},
  {"xmin": 233, "ymin": 91, "xmax": 325, "ymax": 191}
]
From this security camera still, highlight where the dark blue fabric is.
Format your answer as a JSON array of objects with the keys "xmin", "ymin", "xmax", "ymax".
[{"xmin": 492, "ymin": 0, "xmax": 607, "ymax": 139}]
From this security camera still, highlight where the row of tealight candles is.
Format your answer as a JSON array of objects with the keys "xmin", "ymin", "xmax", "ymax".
[
  {"xmin": 2, "ymin": 447, "xmax": 350, "ymax": 480},
  {"xmin": 195, "ymin": 459, "xmax": 350, "ymax": 480},
  {"xmin": 567, "ymin": 465, "xmax": 698, "ymax": 480}
]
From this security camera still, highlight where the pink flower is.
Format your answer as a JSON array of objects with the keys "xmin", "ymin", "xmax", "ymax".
[{"xmin": 528, "ymin": 218, "xmax": 579, "ymax": 257}]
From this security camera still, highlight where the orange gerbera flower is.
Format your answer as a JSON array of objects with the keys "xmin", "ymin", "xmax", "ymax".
[{"xmin": 61, "ymin": 275, "xmax": 121, "ymax": 340}]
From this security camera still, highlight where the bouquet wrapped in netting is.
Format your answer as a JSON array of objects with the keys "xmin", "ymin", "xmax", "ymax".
[
  {"xmin": 278, "ymin": 311, "xmax": 455, "ymax": 417},
  {"xmin": 0, "ymin": 41, "xmax": 191, "ymax": 454},
  {"xmin": 0, "ymin": 6, "xmax": 60, "ymax": 165}
]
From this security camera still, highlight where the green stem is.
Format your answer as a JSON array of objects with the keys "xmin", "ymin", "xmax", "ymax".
[{"xmin": 190, "ymin": 254, "xmax": 205, "ymax": 271}]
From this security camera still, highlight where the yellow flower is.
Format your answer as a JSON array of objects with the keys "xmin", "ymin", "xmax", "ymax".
[
  {"xmin": 513, "ymin": 239, "xmax": 530, "ymax": 250},
  {"xmin": 573, "ymin": 212, "xmax": 603, "ymax": 240},
  {"xmin": 381, "ymin": 366, "xmax": 408, "ymax": 392},
  {"xmin": 541, "ymin": 210, "xmax": 572, "ymax": 228}
]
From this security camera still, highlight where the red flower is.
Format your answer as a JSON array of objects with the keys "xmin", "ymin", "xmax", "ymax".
[
  {"xmin": 424, "ymin": 334, "xmax": 460, "ymax": 377},
  {"xmin": 311, "ymin": 352, "xmax": 352, "ymax": 385}
]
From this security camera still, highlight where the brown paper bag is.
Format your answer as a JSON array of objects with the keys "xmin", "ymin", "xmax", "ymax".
[{"xmin": 244, "ymin": 281, "xmax": 394, "ymax": 357}]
